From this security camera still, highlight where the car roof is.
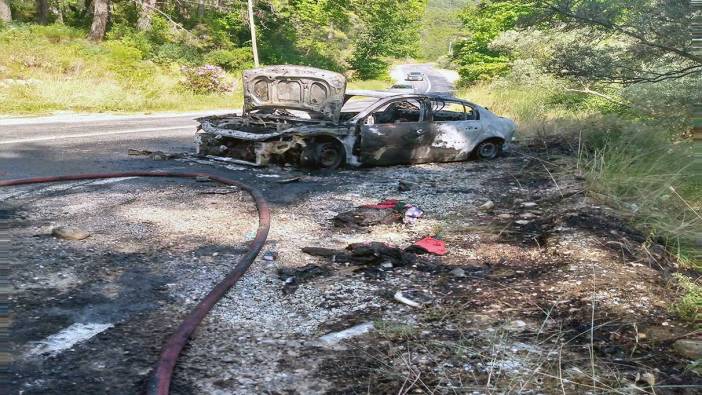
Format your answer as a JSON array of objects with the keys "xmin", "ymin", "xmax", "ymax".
[{"xmin": 344, "ymin": 90, "xmax": 481, "ymax": 108}]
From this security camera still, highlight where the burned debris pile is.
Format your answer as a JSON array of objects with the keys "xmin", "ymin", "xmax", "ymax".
[{"xmin": 333, "ymin": 199, "xmax": 423, "ymax": 229}]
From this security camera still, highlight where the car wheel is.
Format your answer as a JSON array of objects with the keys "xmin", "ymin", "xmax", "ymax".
[
  {"xmin": 475, "ymin": 140, "xmax": 502, "ymax": 160},
  {"xmin": 317, "ymin": 141, "xmax": 345, "ymax": 169},
  {"xmin": 300, "ymin": 139, "xmax": 345, "ymax": 170}
]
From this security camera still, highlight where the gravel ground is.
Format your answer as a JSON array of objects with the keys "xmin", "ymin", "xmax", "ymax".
[{"xmin": 4, "ymin": 146, "xmax": 700, "ymax": 394}]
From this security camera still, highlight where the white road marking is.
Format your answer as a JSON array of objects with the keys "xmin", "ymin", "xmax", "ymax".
[
  {"xmin": 0, "ymin": 125, "xmax": 193, "ymax": 145},
  {"xmin": 0, "ymin": 109, "xmax": 237, "ymax": 126},
  {"xmin": 424, "ymin": 75, "xmax": 432, "ymax": 93}
]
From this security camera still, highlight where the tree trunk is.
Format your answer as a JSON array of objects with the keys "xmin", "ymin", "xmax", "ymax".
[
  {"xmin": 51, "ymin": 0, "xmax": 64, "ymax": 24},
  {"xmin": 0, "ymin": 0, "xmax": 11, "ymax": 23},
  {"xmin": 88, "ymin": 0, "xmax": 109, "ymax": 41},
  {"xmin": 137, "ymin": 0, "xmax": 157, "ymax": 30},
  {"xmin": 37, "ymin": 0, "xmax": 49, "ymax": 24},
  {"xmin": 197, "ymin": 0, "xmax": 205, "ymax": 19}
]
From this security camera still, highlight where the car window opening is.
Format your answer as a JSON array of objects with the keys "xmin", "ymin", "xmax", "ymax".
[
  {"xmin": 431, "ymin": 100, "xmax": 477, "ymax": 121},
  {"xmin": 367, "ymin": 99, "xmax": 422, "ymax": 124}
]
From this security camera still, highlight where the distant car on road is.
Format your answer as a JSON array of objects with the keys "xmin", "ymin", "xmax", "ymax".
[
  {"xmin": 197, "ymin": 65, "xmax": 516, "ymax": 170},
  {"xmin": 389, "ymin": 84, "xmax": 415, "ymax": 94},
  {"xmin": 405, "ymin": 71, "xmax": 424, "ymax": 81}
]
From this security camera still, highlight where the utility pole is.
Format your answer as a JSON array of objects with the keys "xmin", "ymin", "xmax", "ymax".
[{"xmin": 247, "ymin": 0, "xmax": 260, "ymax": 67}]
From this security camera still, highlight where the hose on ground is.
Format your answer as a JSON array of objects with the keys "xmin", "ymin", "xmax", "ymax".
[{"xmin": 0, "ymin": 171, "xmax": 271, "ymax": 395}]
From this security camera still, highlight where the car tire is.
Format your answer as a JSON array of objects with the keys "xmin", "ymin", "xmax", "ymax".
[
  {"xmin": 474, "ymin": 140, "xmax": 502, "ymax": 160},
  {"xmin": 300, "ymin": 139, "xmax": 345, "ymax": 170}
]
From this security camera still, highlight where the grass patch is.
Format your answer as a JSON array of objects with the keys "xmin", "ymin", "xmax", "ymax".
[
  {"xmin": 457, "ymin": 81, "xmax": 700, "ymax": 271},
  {"xmin": 0, "ymin": 24, "xmax": 242, "ymax": 115},
  {"xmin": 347, "ymin": 78, "xmax": 392, "ymax": 91},
  {"xmin": 671, "ymin": 273, "xmax": 702, "ymax": 322}
]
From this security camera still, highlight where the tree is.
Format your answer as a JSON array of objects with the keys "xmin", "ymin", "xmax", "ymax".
[
  {"xmin": 36, "ymin": 0, "xmax": 49, "ymax": 24},
  {"xmin": 88, "ymin": 0, "xmax": 109, "ymax": 41},
  {"xmin": 349, "ymin": 0, "xmax": 427, "ymax": 79},
  {"xmin": 137, "ymin": 0, "xmax": 158, "ymax": 30},
  {"xmin": 451, "ymin": 0, "xmax": 534, "ymax": 83},
  {"xmin": 532, "ymin": 0, "xmax": 702, "ymax": 84},
  {"xmin": 0, "ymin": 0, "xmax": 11, "ymax": 23}
]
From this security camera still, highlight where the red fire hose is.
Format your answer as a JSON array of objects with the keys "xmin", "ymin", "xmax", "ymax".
[{"xmin": 0, "ymin": 171, "xmax": 271, "ymax": 395}]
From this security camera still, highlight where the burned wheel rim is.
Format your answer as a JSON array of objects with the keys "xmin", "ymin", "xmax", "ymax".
[
  {"xmin": 477, "ymin": 141, "xmax": 500, "ymax": 159},
  {"xmin": 317, "ymin": 142, "xmax": 344, "ymax": 169}
]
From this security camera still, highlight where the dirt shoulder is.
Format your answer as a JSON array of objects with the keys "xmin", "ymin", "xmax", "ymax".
[{"xmin": 4, "ymin": 144, "xmax": 700, "ymax": 394}]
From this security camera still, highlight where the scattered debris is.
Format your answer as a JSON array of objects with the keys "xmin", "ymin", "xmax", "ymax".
[
  {"xmin": 256, "ymin": 174, "xmax": 281, "ymax": 178},
  {"xmin": 449, "ymin": 267, "xmax": 466, "ymax": 277},
  {"xmin": 403, "ymin": 205, "xmax": 423, "ymax": 225},
  {"xmin": 334, "ymin": 200, "xmax": 423, "ymax": 229},
  {"xmin": 479, "ymin": 200, "xmax": 495, "ymax": 211},
  {"xmin": 393, "ymin": 289, "xmax": 433, "ymax": 308},
  {"xmin": 521, "ymin": 201, "xmax": 538, "ymax": 208},
  {"xmin": 51, "ymin": 226, "xmax": 90, "ymax": 240},
  {"xmin": 407, "ymin": 236, "xmax": 447, "ymax": 256},
  {"xmin": 127, "ymin": 149, "xmax": 181, "ymax": 160},
  {"xmin": 195, "ymin": 175, "xmax": 210, "ymax": 182},
  {"xmin": 263, "ymin": 251, "xmax": 278, "ymax": 261},
  {"xmin": 319, "ymin": 322, "xmax": 375, "ymax": 346},
  {"xmin": 204, "ymin": 155, "xmax": 260, "ymax": 167},
  {"xmin": 302, "ymin": 242, "xmax": 418, "ymax": 268},
  {"xmin": 277, "ymin": 177, "xmax": 301, "ymax": 184},
  {"xmin": 506, "ymin": 320, "xmax": 528, "ymax": 332},
  {"xmin": 277, "ymin": 264, "xmax": 329, "ymax": 283},
  {"xmin": 198, "ymin": 188, "xmax": 238, "ymax": 195},
  {"xmin": 362, "ymin": 199, "xmax": 399, "ymax": 209},
  {"xmin": 394, "ymin": 290, "xmax": 421, "ymax": 307},
  {"xmin": 277, "ymin": 264, "xmax": 330, "ymax": 295},
  {"xmin": 334, "ymin": 207, "xmax": 402, "ymax": 229}
]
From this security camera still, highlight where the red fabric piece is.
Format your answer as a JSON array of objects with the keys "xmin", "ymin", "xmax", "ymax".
[
  {"xmin": 362, "ymin": 199, "xmax": 399, "ymax": 209},
  {"xmin": 412, "ymin": 236, "xmax": 447, "ymax": 255}
]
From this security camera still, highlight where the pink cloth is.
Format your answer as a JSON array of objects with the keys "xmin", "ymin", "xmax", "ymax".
[
  {"xmin": 362, "ymin": 199, "xmax": 399, "ymax": 209},
  {"xmin": 412, "ymin": 237, "xmax": 447, "ymax": 255}
]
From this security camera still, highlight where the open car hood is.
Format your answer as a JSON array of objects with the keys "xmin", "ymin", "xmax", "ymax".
[{"xmin": 243, "ymin": 65, "xmax": 347, "ymax": 123}]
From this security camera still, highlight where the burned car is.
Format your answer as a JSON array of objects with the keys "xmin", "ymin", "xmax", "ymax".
[{"xmin": 196, "ymin": 65, "xmax": 516, "ymax": 169}]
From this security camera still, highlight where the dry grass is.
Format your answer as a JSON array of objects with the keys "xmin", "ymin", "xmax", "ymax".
[{"xmin": 0, "ymin": 24, "xmax": 242, "ymax": 115}]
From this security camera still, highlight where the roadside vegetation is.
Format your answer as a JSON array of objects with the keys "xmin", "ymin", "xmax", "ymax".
[
  {"xmin": 0, "ymin": 24, "xmax": 240, "ymax": 113},
  {"xmin": 451, "ymin": 1, "xmax": 700, "ymax": 321},
  {"xmin": 0, "ymin": 0, "xmax": 425, "ymax": 115}
]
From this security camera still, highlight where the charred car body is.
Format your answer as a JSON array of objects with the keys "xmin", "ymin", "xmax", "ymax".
[{"xmin": 196, "ymin": 65, "xmax": 516, "ymax": 169}]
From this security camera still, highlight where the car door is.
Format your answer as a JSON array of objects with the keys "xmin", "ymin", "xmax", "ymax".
[
  {"xmin": 358, "ymin": 98, "xmax": 435, "ymax": 166},
  {"xmin": 427, "ymin": 99, "xmax": 482, "ymax": 162}
]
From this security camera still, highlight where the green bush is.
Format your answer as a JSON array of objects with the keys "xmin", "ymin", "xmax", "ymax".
[
  {"xmin": 146, "ymin": 16, "xmax": 171, "ymax": 45},
  {"xmin": 203, "ymin": 48, "xmax": 253, "ymax": 71},
  {"xmin": 349, "ymin": 56, "xmax": 389, "ymax": 80},
  {"xmin": 106, "ymin": 24, "xmax": 153, "ymax": 57},
  {"xmin": 458, "ymin": 61, "xmax": 510, "ymax": 85},
  {"xmin": 180, "ymin": 64, "xmax": 232, "ymax": 94},
  {"xmin": 671, "ymin": 274, "xmax": 702, "ymax": 321},
  {"xmin": 152, "ymin": 43, "xmax": 201, "ymax": 65}
]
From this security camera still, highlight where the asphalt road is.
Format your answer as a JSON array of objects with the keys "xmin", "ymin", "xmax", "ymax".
[
  {"xmin": 392, "ymin": 63, "xmax": 457, "ymax": 95},
  {"xmin": 0, "ymin": 64, "xmax": 455, "ymax": 181}
]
